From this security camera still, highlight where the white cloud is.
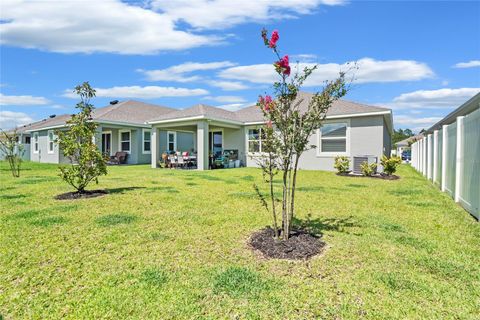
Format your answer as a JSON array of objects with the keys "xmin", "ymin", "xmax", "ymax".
[
  {"xmin": 0, "ymin": 0, "xmax": 218, "ymax": 54},
  {"xmin": 215, "ymin": 102, "xmax": 255, "ymax": 112},
  {"xmin": 386, "ymin": 88, "xmax": 480, "ymax": 109},
  {"xmin": 394, "ymin": 114, "xmax": 443, "ymax": 132},
  {"xmin": 207, "ymin": 80, "xmax": 249, "ymax": 91},
  {"xmin": 452, "ymin": 60, "xmax": 480, "ymax": 68},
  {"xmin": 62, "ymin": 86, "xmax": 209, "ymax": 99},
  {"xmin": 218, "ymin": 58, "xmax": 434, "ymax": 85},
  {"xmin": 0, "ymin": 93, "xmax": 50, "ymax": 105},
  {"xmin": 202, "ymin": 95, "xmax": 246, "ymax": 103},
  {"xmin": 138, "ymin": 61, "xmax": 236, "ymax": 82},
  {"xmin": 0, "ymin": 110, "xmax": 35, "ymax": 129},
  {"xmin": 290, "ymin": 53, "xmax": 318, "ymax": 62},
  {"xmin": 0, "ymin": 0, "xmax": 346, "ymax": 54},
  {"xmin": 152, "ymin": 0, "xmax": 345, "ymax": 29}
]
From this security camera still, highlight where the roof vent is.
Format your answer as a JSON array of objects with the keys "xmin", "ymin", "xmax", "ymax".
[
  {"xmin": 110, "ymin": 100, "xmax": 119, "ymax": 105},
  {"xmin": 49, "ymin": 114, "xmax": 56, "ymax": 118}
]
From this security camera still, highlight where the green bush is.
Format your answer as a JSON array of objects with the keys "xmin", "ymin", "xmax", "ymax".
[
  {"xmin": 360, "ymin": 161, "xmax": 377, "ymax": 176},
  {"xmin": 381, "ymin": 155, "xmax": 402, "ymax": 175},
  {"xmin": 334, "ymin": 156, "xmax": 350, "ymax": 174}
]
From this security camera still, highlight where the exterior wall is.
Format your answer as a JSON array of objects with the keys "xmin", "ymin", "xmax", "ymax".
[
  {"xmin": 222, "ymin": 127, "xmax": 246, "ymax": 165},
  {"xmin": 383, "ymin": 119, "xmax": 391, "ymax": 156},
  {"xmin": 30, "ymin": 129, "xmax": 60, "ymax": 163},
  {"xmin": 245, "ymin": 115, "xmax": 388, "ymax": 171},
  {"xmin": 157, "ymin": 130, "xmax": 195, "ymax": 154}
]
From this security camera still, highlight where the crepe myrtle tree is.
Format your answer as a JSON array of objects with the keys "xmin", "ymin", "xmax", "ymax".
[
  {"xmin": 254, "ymin": 29, "xmax": 349, "ymax": 240},
  {"xmin": 56, "ymin": 82, "xmax": 108, "ymax": 193},
  {"xmin": 0, "ymin": 128, "xmax": 24, "ymax": 177}
]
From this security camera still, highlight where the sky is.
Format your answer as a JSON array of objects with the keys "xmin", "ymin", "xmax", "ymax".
[{"xmin": 0, "ymin": 0, "xmax": 479, "ymax": 132}]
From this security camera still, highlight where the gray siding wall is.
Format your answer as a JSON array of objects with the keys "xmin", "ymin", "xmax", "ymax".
[
  {"xmin": 222, "ymin": 127, "xmax": 246, "ymax": 164},
  {"xmin": 245, "ymin": 115, "xmax": 387, "ymax": 171},
  {"xmin": 158, "ymin": 130, "xmax": 194, "ymax": 154},
  {"xmin": 30, "ymin": 130, "xmax": 60, "ymax": 163},
  {"xmin": 383, "ymin": 118, "xmax": 391, "ymax": 156}
]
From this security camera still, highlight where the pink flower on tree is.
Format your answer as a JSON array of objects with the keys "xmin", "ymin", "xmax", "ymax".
[
  {"xmin": 275, "ymin": 55, "xmax": 291, "ymax": 76},
  {"xmin": 266, "ymin": 120, "xmax": 273, "ymax": 128},
  {"xmin": 258, "ymin": 95, "xmax": 274, "ymax": 112},
  {"xmin": 264, "ymin": 95, "xmax": 273, "ymax": 111},
  {"xmin": 269, "ymin": 30, "xmax": 279, "ymax": 48}
]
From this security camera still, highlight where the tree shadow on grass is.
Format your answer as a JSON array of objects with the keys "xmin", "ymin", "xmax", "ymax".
[
  {"xmin": 0, "ymin": 194, "xmax": 27, "ymax": 200},
  {"xmin": 146, "ymin": 186, "xmax": 179, "ymax": 193},
  {"xmin": 293, "ymin": 214, "xmax": 358, "ymax": 236},
  {"xmin": 107, "ymin": 187, "xmax": 146, "ymax": 194},
  {"xmin": 95, "ymin": 214, "xmax": 138, "ymax": 227},
  {"xmin": 29, "ymin": 216, "xmax": 68, "ymax": 227}
]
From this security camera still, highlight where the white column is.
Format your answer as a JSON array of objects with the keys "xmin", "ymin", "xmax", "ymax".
[
  {"xmin": 427, "ymin": 133, "xmax": 433, "ymax": 180},
  {"xmin": 454, "ymin": 116, "xmax": 465, "ymax": 202},
  {"xmin": 441, "ymin": 125, "xmax": 448, "ymax": 192},
  {"xmin": 196, "ymin": 120, "xmax": 209, "ymax": 170},
  {"xmin": 433, "ymin": 130, "xmax": 439, "ymax": 184},
  {"xmin": 151, "ymin": 127, "xmax": 158, "ymax": 168}
]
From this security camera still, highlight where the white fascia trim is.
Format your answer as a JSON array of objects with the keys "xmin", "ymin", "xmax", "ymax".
[
  {"xmin": 25, "ymin": 124, "xmax": 65, "ymax": 133},
  {"xmin": 97, "ymin": 120, "xmax": 150, "ymax": 128},
  {"xmin": 148, "ymin": 115, "xmax": 244, "ymax": 126}
]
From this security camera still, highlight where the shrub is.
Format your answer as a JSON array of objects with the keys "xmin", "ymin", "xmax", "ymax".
[
  {"xmin": 381, "ymin": 155, "xmax": 402, "ymax": 175},
  {"xmin": 334, "ymin": 156, "xmax": 350, "ymax": 174},
  {"xmin": 0, "ymin": 129, "xmax": 24, "ymax": 177},
  {"xmin": 360, "ymin": 161, "xmax": 377, "ymax": 176}
]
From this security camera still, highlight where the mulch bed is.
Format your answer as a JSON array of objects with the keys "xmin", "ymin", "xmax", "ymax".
[
  {"xmin": 54, "ymin": 190, "xmax": 108, "ymax": 200},
  {"xmin": 336, "ymin": 172, "xmax": 400, "ymax": 180},
  {"xmin": 249, "ymin": 227, "xmax": 325, "ymax": 260}
]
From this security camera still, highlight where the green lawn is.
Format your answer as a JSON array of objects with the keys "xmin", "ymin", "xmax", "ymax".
[{"xmin": 1, "ymin": 162, "xmax": 479, "ymax": 319}]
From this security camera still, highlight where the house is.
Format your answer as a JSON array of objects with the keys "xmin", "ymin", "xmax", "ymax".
[
  {"xmin": 411, "ymin": 92, "xmax": 479, "ymax": 220},
  {"xmin": 22, "ymin": 92, "xmax": 393, "ymax": 170},
  {"xmin": 395, "ymin": 134, "xmax": 423, "ymax": 157},
  {"xmin": 148, "ymin": 92, "xmax": 393, "ymax": 171},
  {"xmin": 25, "ymin": 100, "xmax": 174, "ymax": 164}
]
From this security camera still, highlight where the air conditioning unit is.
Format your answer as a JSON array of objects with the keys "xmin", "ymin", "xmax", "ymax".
[{"xmin": 353, "ymin": 155, "xmax": 377, "ymax": 174}]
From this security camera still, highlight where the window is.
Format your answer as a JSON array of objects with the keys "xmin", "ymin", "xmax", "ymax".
[
  {"xmin": 248, "ymin": 128, "xmax": 263, "ymax": 153},
  {"xmin": 142, "ymin": 129, "xmax": 151, "ymax": 154},
  {"xmin": 33, "ymin": 132, "xmax": 39, "ymax": 153},
  {"xmin": 47, "ymin": 130, "xmax": 55, "ymax": 153},
  {"xmin": 167, "ymin": 131, "xmax": 176, "ymax": 152},
  {"xmin": 25, "ymin": 136, "xmax": 31, "ymax": 144},
  {"xmin": 317, "ymin": 121, "xmax": 349, "ymax": 155},
  {"xmin": 119, "ymin": 130, "xmax": 131, "ymax": 153}
]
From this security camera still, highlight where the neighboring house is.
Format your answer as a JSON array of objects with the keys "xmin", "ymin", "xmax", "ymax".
[
  {"xmin": 148, "ymin": 92, "xmax": 393, "ymax": 171},
  {"xmin": 25, "ymin": 100, "xmax": 175, "ymax": 164},
  {"xmin": 411, "ymin": 92, "xmax": 479, "ymax": 220},
  {"xmin": 395, "ymin": 134, "xmax": 423, "ymax": 157}
]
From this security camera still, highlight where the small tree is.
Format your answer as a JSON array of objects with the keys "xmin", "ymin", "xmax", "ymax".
[
  {"xmin": 254, "ymin": 29, "xmax": 349, "ymax": 240},
  {"xmin": 56, "ymin": 82, "xmax": 107, "ymax": 193},
  {"xmin": 0, "ymin": 129, "xmax": 24, "ymax": 177}
]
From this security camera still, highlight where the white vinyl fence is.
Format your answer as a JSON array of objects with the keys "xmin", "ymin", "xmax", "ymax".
[{"xmin": 411, "ymin": 109, "xmax": 480, "ymax": 220}]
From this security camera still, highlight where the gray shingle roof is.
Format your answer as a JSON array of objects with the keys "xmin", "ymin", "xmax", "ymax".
[
  {"xmin": 25, "ymin": 100, "xmax": 176, "ymax": 131},
  {"xmin": 235, "ymin": 91, "xmax": 390, "ymax": 123},
  {"xmin": 148, "ymin": 103, "xmax": 241, "ymax": 123}
]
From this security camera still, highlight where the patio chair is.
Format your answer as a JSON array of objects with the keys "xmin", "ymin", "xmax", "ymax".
[
  {"xmin": 168, "ymin": 154, "xmax": 177, "ymax": 169},
  {"xmin": 177, "ymin": 155, "xmax": 185, "ymax": 169},
  {"xmin": 108, "ymin": 151, "xmax": 128, "ymax": 165}
]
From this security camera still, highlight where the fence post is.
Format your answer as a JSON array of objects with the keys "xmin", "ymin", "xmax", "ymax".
[
  {"xmin": 433, "ymin": 130, "xmax": 438, "ymax": 183},
  {"xmin": 422, "ymin": 137, "xmax": 428, "ymax": 177},
  {"xmin": 427, "ymin": 134, "xmax": 433, "ymax": 180},
  {"xmin": 454, "ymin": 116, "xmax": 465, "ymax": 203},
  {"xmin": 441, "ymin": 125, "xmax": 448, "ymax": 192}
]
